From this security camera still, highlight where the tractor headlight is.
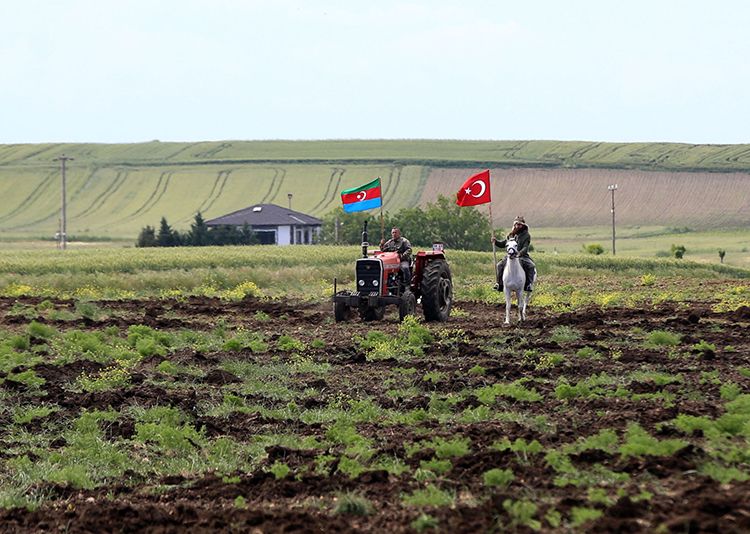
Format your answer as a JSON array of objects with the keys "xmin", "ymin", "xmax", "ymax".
[
  {"xmin": 358, "ymin": 280, "xmax": 365, "ymax": 286},
  {"xmin": 372, "ymin": 280, "xmax": 379, "ymax": 287}
]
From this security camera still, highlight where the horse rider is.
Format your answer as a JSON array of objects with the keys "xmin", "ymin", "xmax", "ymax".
[
  {"xmin": 492, "ymin": 216, "xmax": 536, "ymax": 292},
  {"xmin": 380, "ymin": 227, "xmax": 413, "ymax": 287}
]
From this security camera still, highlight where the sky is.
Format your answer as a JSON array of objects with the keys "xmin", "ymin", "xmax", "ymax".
[{"xmin": 2, "ymin": 0, "xmax": 749, "ymax": 145}]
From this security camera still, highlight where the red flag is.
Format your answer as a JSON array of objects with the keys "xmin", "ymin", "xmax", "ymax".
[{"xmin": 456, "ymin": 169, "xmax": 491, "ymax": 206}]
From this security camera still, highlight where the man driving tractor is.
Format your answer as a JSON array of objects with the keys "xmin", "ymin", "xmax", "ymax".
[{"xmin": 380, "ymin": 227, "xmax": 413, "ymax": 286}]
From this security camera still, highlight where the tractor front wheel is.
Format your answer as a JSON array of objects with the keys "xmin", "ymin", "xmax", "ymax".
[
  {"xmin": 333, "ymin": 292, "xmax": 354, "ymax": 322},
  {"xmin": 360, "ymin": 305, "xmax": 386, "ymax": 321},
  {"xmin": 399, "ymin": 289, "xmax": 417, "ymax": 321},
  {"xmin": 421, "ymin": 259, "xmax": 453, "ymax": 321}
]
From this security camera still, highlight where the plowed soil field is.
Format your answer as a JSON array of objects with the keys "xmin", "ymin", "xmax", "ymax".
[{"xmin": 1, "ymin": 289, "xmax": 749, "ymax": 533}]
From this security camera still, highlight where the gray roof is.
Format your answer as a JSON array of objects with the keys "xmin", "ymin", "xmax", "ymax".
[{"xmin": 205, "ymin": 204, "xmax": 322, "ymax": 227}]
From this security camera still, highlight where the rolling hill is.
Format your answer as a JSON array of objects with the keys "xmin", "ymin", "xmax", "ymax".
[{"xmin": 1, "ymin": 140, "xmax": 749, "ymax": 239}]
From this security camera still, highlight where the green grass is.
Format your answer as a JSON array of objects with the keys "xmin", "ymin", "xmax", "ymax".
[{"xmin": 0, "ymin": 244, "xmax": 746, "ymax": 302}]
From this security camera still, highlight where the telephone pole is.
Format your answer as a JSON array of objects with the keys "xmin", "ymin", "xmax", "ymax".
[
  {"xmin": 54, "ymin": 154, "xmax": 74, "ymax": 250},
  {"xmin": 608, "ymin": 184, "xmax": 618, "ymax": 255}
]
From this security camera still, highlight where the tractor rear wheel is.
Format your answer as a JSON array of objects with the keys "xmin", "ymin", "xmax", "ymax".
[
  {"xmin": 399, "ymin": 289, "xmax": 417, "ymax": 321},
  {"xmin": 421, "ymin": 259, "xmax": 453, "ymax": 321}
]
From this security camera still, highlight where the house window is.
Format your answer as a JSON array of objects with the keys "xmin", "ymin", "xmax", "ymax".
[{"xmin": 254, "ymin": 229, "xmax": 276, "ymax": 245}]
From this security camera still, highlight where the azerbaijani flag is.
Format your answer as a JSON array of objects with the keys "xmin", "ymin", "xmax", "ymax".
[{"xmin": 341, "ymin": 178, "xmax": 382, "ymax": 213}]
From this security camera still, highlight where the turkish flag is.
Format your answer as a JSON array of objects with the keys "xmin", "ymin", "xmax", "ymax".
[{"xmin": 456, "ymin": 169, "xmax": 491, "ymax": 206}]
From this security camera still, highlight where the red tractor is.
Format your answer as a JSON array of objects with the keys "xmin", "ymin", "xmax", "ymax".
[{"xmin": 333, "ymin": 221, "xmax": 453, "ymax": 322}]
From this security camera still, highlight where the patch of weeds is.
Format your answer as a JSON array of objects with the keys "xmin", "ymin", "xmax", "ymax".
[
  {"xmin": 576, "ymin": 346, "xmax": 601, "ymax": 359},
  {"xmin": 618, "ymin": 423, "xmax": 688, "ymax": 457},
  {"xmin": 134, "ymin": 405, "xmax": 205, "ymax": 453},
  {"xmin": 156, "ymin": 360, "xmax": 180, "ymax": 375},
  {"xmin": 402, "ymin": 484, "xmax": 455, "ymax": 507},
  {"xmin": 587, "ymin": 487, "xmax": 615, "ymax": 506},
  {"xmin": 223, "ymin": 329, "xmax": 268, "ymax": 353},
  {"xmin": 372, "ymin": 455, "xmax": 410, "ymax": 476},
  {"xmin": 76, "ymin": 364, "xmax": 131, "ymax": 392},
  {"xmin": 337, "ymin": 456, "xmax": 367, "ymax": 478},
  {"xmin": 127, "ymin": 325, "xmax": 172, "ymax": 357},
  {"xmin": 75, "ymin": 300, "xmax": 105, "ymax": 321},
  {"xmin": 468, "ymin": 364, "xmax": 486, "ymax": 375},
  {"xmin": 483, "ymin": 467, "xmax": 514, "ymax": 488},
  {"xmin": 333, "ymin": 492, "xmax": 374, "ymax": 516},
  {"xmin": 356, "ymin": 318, "xmax": 432, "ymax": 361},
  {"xmin": 7, "ymin": 303, "xmax": 38, "ymax": 320},
  {"xmin": 411, "ymin": 513, "xmax": 439, "ymax": 532},
  {"xmin": 645, "ymin": 330, "xmax": 681, "ymax": 347},
  {"xmin": 0, "ymin": 343, "xmax": 40, "ymax": 373},
  {"xmin": 449, "ymin": 307, "xmax": 469, "ymax": 318},
  {"xmin": 233, "ymin": 495, "xmax": 247, "ymax": 509},
  {"xmin": 630, "ymin": 370, "xmax": 683, "ymax": 386},
  {"xmin": 419, "ymin": 458, "xmax": 452, "ymax": 476},
  {"xmin": 566, "ymin": 428, "xmax": 619, "ymax": 454},
  {"xmin": 502, "ymin": 499, "xmax": 541, "ymax": 531},
  {"xmin": 12, "ymin": 404, "xmax": 58, "ymax": 425},
  {"xmin": 27, "ymin": 321, "xmax": 57, "ymax": 340},
  {"xmin": 476, "ymin": 380, "xmax": 543, "ymax": 403},
  {"xmin": 570, "ymin": 507, "xmax": 603, "ymax": 528},
  {"xmin": 550, "ymin": 325, "xmax": 580, "ymax": 344},
  {"xmin": 699, "ymin": 461, "xmax": 750, "ymax": 484},
  {"xmin": 422, "ymin": 371, "xmax": 445, "ymax": 385},
  {"xmin": 491, "ymin": 437, "xmax": 543, "ymax": 463},
  {"xmin": 435, "ymin": 328, "xmax": 468, "ymax": 349},
  {"xmin": 6, "ymin": 369, "xmax": 46, "ymax": 389},
  {"xmin": 720, "ymin": 382, "xmax": 742, "ymax": 401},
  {"xmin": 276, "ymin": 334, "xmax": 305, "ymax": 352},
  {"xmin": 459, "ymin": 404, "xmax": 494, "ymax": 423},
  {"xmin": 424, "ymin": 436, "xmax": 471, "ymax": 459},
  {"xmin": 310, "ymin": 338, "xmax": 326, "ymax": 349},
  {"xmin": 267, "ymin": 461, "xmax": 291, "ymax": 480},
  {"xmin": 556, "ymin": 372, "xmax": 618, "ymax": 401},
  {"xmin": 738, "ymin": 367, "xmax": 750, "ymax": 379},
  {"xmin": 545, "ymin": 509, "xmax": 563, "ymax": 528},
  {"xmin": 254, "ymin": 310, "xmax": 270, "ymax": 321},
  {"xmin": 699, "ymin": 370, "xmax": 721, "ymax": 385},
  {"xmin": 691, "ymin": 339, "xmax": 716, "ymax": 358}
]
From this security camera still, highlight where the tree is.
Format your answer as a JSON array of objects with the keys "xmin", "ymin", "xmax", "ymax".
[
  {"xmin": 412, "ymin": 195, "xmax": 491, "ymax": 251},
  {"xmin": 157, "ymin": 217, "xmax": 180, "ymax": 247},
  {"xmin": 240, "ymin": 223, "xmax": 259, "ymax": 245},
  {"xmin": 188, "ymin": 212, "xmax": 210, "ymax": 246},
  {"xmin": 136, "ymin": 225, "xmax": 157, "ymax": 247},
  {"xmin": 719, "ymin": 249, "xmax": 726, "ymax": 263},
  {"xmin": 671, "ymin": 244, "xmax": 686, "ymax": 259}
]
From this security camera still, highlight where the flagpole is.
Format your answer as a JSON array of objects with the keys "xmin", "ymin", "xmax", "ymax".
[
  {"xmin": 488, "ymin": 200, "xmax": 498, "ymax": 271},
  {"xmin": 379, "ymin": 176, "xmax": 385, "ymax": 245}
]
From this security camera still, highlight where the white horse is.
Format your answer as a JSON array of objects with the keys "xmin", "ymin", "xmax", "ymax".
[{"xmin": 498, "ymin": 239, "xmax": 535, "ymax": 324}]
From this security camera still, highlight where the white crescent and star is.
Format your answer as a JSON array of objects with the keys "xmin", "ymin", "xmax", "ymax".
[
  {"xmin": 464, "ymin": 179, "xmax": 486, "ymax": 198},
  {"xmin": 356, "ymin": 191, "xmax": 367, "ymax": 201}
]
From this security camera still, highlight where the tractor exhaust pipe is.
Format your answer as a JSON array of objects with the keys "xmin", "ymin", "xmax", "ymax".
[{"xmin": 361, "ymin": 220, "xmax": 369, "ymax": 258}]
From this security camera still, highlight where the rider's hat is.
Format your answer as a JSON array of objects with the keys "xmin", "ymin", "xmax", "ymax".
[{"xmin": 513, "ymin": 216, "xmax": 527, "ymax": 228}]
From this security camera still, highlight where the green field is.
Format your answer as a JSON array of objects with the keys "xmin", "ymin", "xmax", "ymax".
[{"xmin": 2, "ymin": 140, "xmax": 750, "ymax": 242}]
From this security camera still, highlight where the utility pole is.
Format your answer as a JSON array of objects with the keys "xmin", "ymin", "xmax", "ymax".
[
  {"xmin": 608, "ymin": 184, "xmax": 618, "ymax": 255},
  {"xmin": 54, "ymin": 154, "xmax": 74, "ymax": 250}
]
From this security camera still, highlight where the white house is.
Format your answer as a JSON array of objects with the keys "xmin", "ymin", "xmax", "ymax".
[{"xmin": 205, "ymin": 204, "xmax": 322, "ymax": 245}]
